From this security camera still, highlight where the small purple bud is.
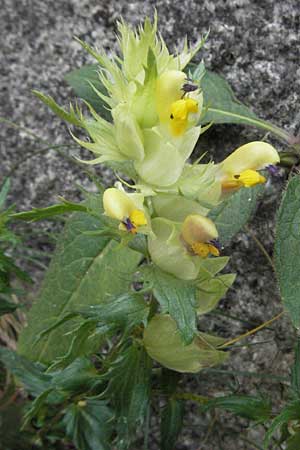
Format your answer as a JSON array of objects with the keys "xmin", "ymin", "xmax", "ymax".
[
  {"xmin": 266, "ymin": 164, "xmax": 281, "ymax": 177},
  {"xmin": 182, "ymin": 82, "xmax": 198, "ymax": 93},
  {"xmin": 122, "ymin": 217, "xmax": 136, "ymax": 232},
  {"xmin": 209, "ymin": 239, "xmax": 222, "ymax": 251}
]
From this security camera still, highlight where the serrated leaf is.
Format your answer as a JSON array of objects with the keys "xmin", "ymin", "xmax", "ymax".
[
  {"xmin": 23, "ymin": 389, "xmax": 52, "ymax": 428},
  {"xmin": 264, "ymin": 401, "xmax": 300, "ymax": 449},
  {"xmin": 33, "ymin": 90, "xmax": 83, "ymax": 127},
  {"xmin": 18, "ymin": 210, "xmax": 141, "ymax": 363},
  {"xmin": 0, "ymin": 347, "xmax": 51, "ymax": 396},
  {"xmin": 203, "ymin": 395, "xmax": 271, "ymax": 422},
  {"xmin": 160, "ymin": 398, "xmax": 184, "ymax": 450},
  {"xmin": 51, "ymin": 357, "xmax": 99, "ymax": 394},
  {"xmin": 101, "ymin": 342, "xmax": 152, "ymax": 447},
  {"xmin": 200, "ymin": 69, "xmax": 259, "ymax": 126},
  {"xmin": 274, "ymin": 176, "xmax": 300, "ymax": 328},
  {"xmin": 63, "ymin": 399, "xmax": 113, "ymax": 450},
  {"xmin": 65, "ymin": 64, "xmax": 111, "ymax": 121},
  {"xmin": 81, "ymin": 293, "xmax": 149, "ymax": 330},
  {"xmin": 11, "ymin": 200, "xmax": 88, "ymax": 222},
  {"xmin": 142, "ymin": 266, "xmax": 197, "ymax": 344},
  {"xmin": 209, "ymin": 185, "xmax": 264, "ymax": 243}
]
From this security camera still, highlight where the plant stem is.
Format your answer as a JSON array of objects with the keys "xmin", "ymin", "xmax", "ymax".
[
  {"xmin": 174, "ymin": 392, "xmax": 209, "ymax": 404},
  {"xmin": 218, "ymin": 311, "xmax": 284, "ymax": 349},
  {"xmin": 244, "ymin": 225, "xmax": 275, "ymax": 271}
]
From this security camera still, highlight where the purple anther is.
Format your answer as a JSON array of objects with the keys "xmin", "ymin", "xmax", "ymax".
[
  {"xmin": 122, "ymin": 217, "xmax": 136, "ymax": 232},
  {"xmin": 209, "ymin": 239, "xmax": 222, "ymax": 251},
  {"xmin": 182, "ymin": 82, "xmax": 198, "ymax": 93},
  {"xmin": 266, "ymin": 164, "xmax": 280, "ymax": 177}
]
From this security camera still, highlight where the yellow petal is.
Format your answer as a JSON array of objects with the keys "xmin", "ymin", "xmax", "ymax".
[
  {"xmin": 103, "ymin": 188, "xmax": 135, "ymax": 221},
  {"xmin": 220, "ymin": 141, "xmax": 279, "ymax": 177},
  {"xmin": 235, "ymin": 169, "xmax": 266, "ymax": 188},
  {"xmin": 129, "ymin": 209, "xmax": 147, "ymax": 227}
]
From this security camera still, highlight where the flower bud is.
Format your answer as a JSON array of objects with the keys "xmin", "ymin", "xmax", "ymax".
[
  {"xmin": 181, "ymin": 215, "xmax": 218, "ymax": 246},
  {"xmin": 143, "ymin": 314, "xmax": 228, "ymax": 373},
  {"xmin": 156, "ymin": 70, "xmax": 187, "ymax": 124},
  {"xmin": 103, "ymin": 188, "xmax": 147, "ymax": 234},
  {"xmin": 218, "ymin": 141, "xmax": 279, "ymax": 191}
]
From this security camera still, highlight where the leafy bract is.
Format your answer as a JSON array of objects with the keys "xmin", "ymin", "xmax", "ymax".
[
  {"xmin": 209, "ymin": 185, "xmax": 264, "ymax": 243},
  {"xmin": 142, "ymin": 266, "xmax": 197, "ymax": 344},
  {"xmin": 274, "ymin": 176, "xmax": 300, "ymax": 328},
  {"xmin": 65, "ymin": 64, "xmax": 111, "ymax": 121},
  {"xmin": 18, "ymin": 210, "xmax": 141, "ymax": 363}
]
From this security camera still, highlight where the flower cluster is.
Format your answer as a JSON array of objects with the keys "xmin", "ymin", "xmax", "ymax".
[{"xmin": 48, "ymin": 17, "xmax": 280, "ymax": 372}]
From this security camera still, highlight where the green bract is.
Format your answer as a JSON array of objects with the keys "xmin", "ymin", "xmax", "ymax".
[{"xmin": 143, "ymin": 314, "xmax": 228, "ymax": 373}]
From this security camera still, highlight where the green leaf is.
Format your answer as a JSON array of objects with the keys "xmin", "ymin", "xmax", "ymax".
[
  {"xmin": 203, "ymin": 395, "xmax": 271, "ymax": 422},
  {"xmin": 33, "ymin": 90, "xmax": 83, "ymax": 127},
  {"xmin": 264, "ymin": 401, "xmax": 300, "ymax": 448},
  {"xmin": 274, "ymin": 176, "xmax": 300, "ymax": 328},
  {"xmin": 18, "ymin": 210, "xmax": 141, "ymax": 363},
  {"xmin": 80, "ymin": 292, "xmax": 149, "ymax": 332},
  {"xmin": 0, "ymin": 178, "xmax": 10, "ymax": 209},
  {"xmin": 194, "ymin": 66, "xmax": 290, "ymax": 143},
  {"xmin": 51, "ymin": 357, "xmax": 99, "ymax": 394},
  {"xmin": 65, "ymin": 64, "xmax": 111, "ymax": 121},
  {"xmin": 63, "ymin": 399, "xmax": 113, "ymax": 450},
  {"xmin": 0, "ymin": 298, "xmax": 19, "ymax": 316},
  {"xmin": 23, "ymin": 389, "xmax": 52, "ymax": 428},
  {"xmin": 160, "ymin": 398, "xmax": 184, "ymax": 450},
  {"xmin": 0, "ymin": 347, "xmax": 51, "ymax": 396},
  {"xmin": 102, "ymin": 342, "xmax": 152, "ymax": 447},
  {"xmin": 142, "ymin": 266, "xmax": 197, "ymax": 344},
  {"xmin": 292, "ymin": 337, "xmax": 300, "ymax": 397},
  {"xmin": 209, "ymin": 185, "xmax": 264, "ymax": 243},
  {"xmin": 11, "ymin": 200, "xmax": 88, "ymax": 222}
]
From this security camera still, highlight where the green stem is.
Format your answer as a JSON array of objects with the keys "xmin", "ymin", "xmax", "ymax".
[{"xmin": 174, "ymin": 392, "xmax": 209, "ymax": 404}]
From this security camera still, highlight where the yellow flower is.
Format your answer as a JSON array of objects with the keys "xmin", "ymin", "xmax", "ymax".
[
  {"xmin": 156, "ymin": 70, "xmax": 202, "ymax": 137},
  {"xmin": 103, "ymin": 188, "xmax": 147, "ymax": 234},
  {"xmin": 218, "ymin": 141, "xmax": 279, "ymax": 192},
  {"xmin": 181, "ymin": 214, "xmax": 220, "ymax": 258}
]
